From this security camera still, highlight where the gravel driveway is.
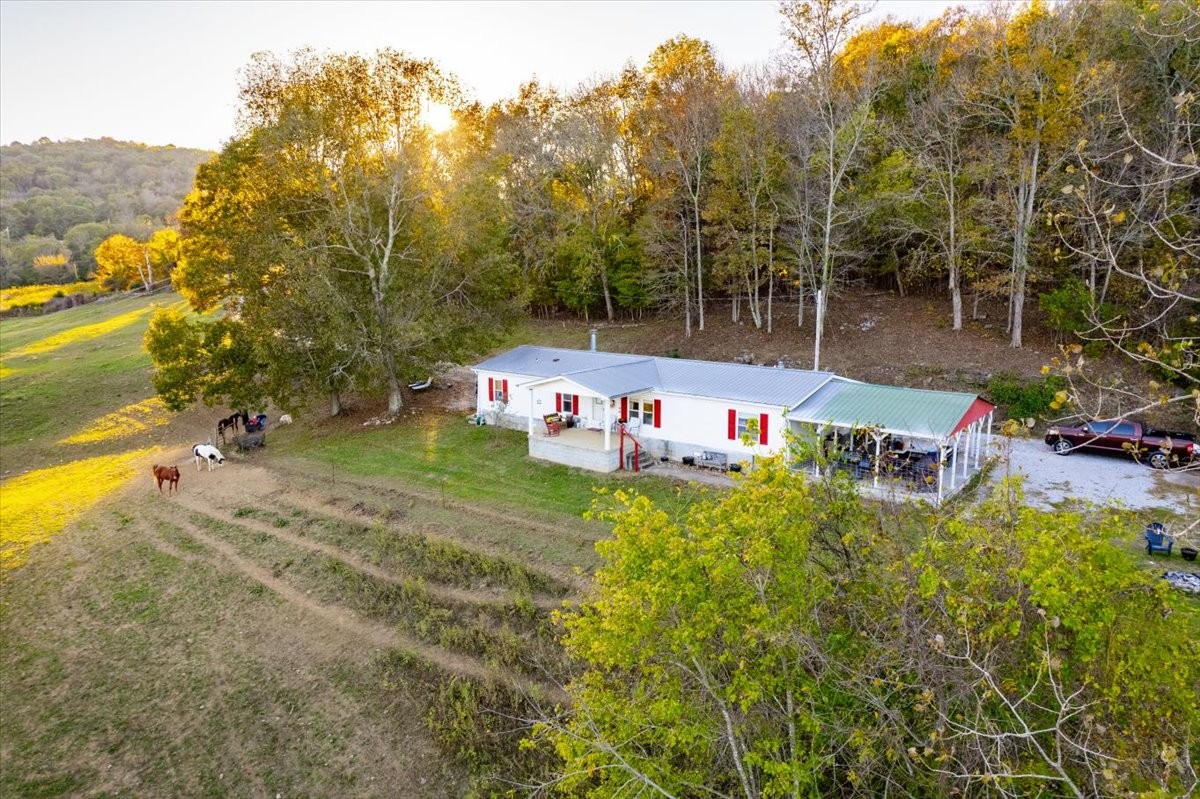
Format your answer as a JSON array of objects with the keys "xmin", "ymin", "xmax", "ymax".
[{"xmin": 986, "ymin": 436, "xmax": 1199, "ymax": 516}]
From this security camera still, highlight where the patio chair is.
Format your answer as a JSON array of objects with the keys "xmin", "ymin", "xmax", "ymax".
[{"xmin": 1144, "ymin": 522, "xmax": 1174, "ymax": 556}]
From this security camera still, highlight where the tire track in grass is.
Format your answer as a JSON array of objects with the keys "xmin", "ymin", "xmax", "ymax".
[
  {"xmin": 159, "ymin": 513, "xmax": 509, "ymax": 686},
  {"xmin": 146, "ymin": 506, "xmax": 564, "ymax": 699},
  {"xmin": 267, "ymin": 484, "xmax": 592, "ymax": 596},
  {"xmin": 171, "ymin": 492, "xmax": 565, "ymax": 611},
  {"xmin": 270, "ymin": 458, "xmax": 602, "ymax": 547}
]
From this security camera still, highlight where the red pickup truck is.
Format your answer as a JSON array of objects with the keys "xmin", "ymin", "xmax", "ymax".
[{"xmin": 1045, "ymin": 419, "xmax": 1196, "ymax": 469}]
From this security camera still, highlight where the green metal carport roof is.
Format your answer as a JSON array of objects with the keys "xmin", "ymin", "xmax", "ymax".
[{"xmin": 785, "ymin": 382, "xmax": 993, "ymax": 441}]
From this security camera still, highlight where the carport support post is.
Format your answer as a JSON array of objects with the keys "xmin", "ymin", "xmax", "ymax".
[
  {"xmin": 873, "ymin": 434, "xmax": 883, "ymax": 488},
  {"xmin": 969, "ymin": 417, "xmax": 979, "ymax": 467},
  {"xmin": 949, "ymin": 434, "xmax": 958, "ymax": 491},
  {"xmin": 960, "ymin": 425, "xmax": 969, "ymax": 478},
  {"xmin": 936, "ymin": 443, "xmax": 945, "ymax": 504}
]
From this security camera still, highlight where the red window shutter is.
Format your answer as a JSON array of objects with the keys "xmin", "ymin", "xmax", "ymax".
[
  {"xmin": 502, "ymin": 379, "xmax": 509, "ymax": 403},
  {"xmin": 653, "ymin": 399, "xmax": 661, "ymax": 428},
  {"xmin": 573, "ymin": 395, "xmax": 580, "ymax": 415},
  {"xmin": 728, "ymin": 409, "xmax": 737, "ymax": 440},
  {"xmin": 620, "ymin": 397, "xmax": 628, "ymax": 421},
  {"xmin": 759, "ymin": 413, "xmax": 769, "ymax": 445},
  {"xmin": 487, "ymin": 377, "xmax": 494, "ymax": 401},
  {"xmin": 555, "ymin": 392, "xmax": 562, "ymax": 413}
]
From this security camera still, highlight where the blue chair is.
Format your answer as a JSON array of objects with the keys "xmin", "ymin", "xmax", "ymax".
[{"xmin": 1144, "ymin": 522, "xmax": 1174, "ymax": 556}]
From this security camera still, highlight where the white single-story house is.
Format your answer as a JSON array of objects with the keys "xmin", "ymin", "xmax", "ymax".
[{"xmin": 472, "ymin": 344, "xmax": 995, "ymax": 503}]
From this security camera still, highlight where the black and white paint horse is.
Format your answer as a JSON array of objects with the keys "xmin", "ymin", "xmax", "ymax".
[{"xmin": 192, "ymin": 443, "xmax": 226, "ymax": 471}]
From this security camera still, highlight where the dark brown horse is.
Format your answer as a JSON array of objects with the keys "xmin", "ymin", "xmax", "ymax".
[
  {"xmin": 217, "ymin": 413, "xmax": 241, "ymax": 444},
  {"xmin": 152, "ymin": 464, "xmax": 180, "ymax": 495}
]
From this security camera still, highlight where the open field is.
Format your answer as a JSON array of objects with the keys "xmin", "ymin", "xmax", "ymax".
[
  {"xmin": 2, "ymin": 293, "xmax": 1196, "ymax": 796},
  {"xmin": 0, "ymin": 295, "xmax": 702, "ymax": 794},
  {"xmin": 0, "ymin": 282, "xmax": 104, "ymax": 314}
]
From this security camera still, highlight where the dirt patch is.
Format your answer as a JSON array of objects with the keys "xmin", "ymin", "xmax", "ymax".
[
  {"xmin": 571, "ymin": 292, "xmax": 1058, "ymax": 392},
  {"xmin": 154, "ymin": 449, "xmax": 283, "ymax": 504}
]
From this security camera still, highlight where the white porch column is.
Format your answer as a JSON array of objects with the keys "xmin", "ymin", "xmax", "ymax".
[
  {"xmin": 603, "ymin": 398, "xmax": 611, "ymax": 451},
  {"xmin": 527, "ymin": 388, "xmax": 534, "ymax": 436},
  {"xmin": 986, "ymin": 411, "xmax": 993, "ymax": 452}
]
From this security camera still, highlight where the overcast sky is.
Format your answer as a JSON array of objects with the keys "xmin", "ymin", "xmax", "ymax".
[{"xmin": 1, "ymin": 0, "xmax": 976, "ymax": 152}]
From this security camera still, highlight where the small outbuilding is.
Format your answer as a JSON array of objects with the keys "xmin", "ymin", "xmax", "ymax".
[{"xmin": 785, "ymin": 381, "xmax": 994, "ymax": 503}]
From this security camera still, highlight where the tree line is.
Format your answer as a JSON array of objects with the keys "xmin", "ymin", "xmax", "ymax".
[
  {"xmin": 0, "ymin": 138, "xmax": 210, "ymax": 287},
  {"xmin": 150, "ymin": 0, "xmax": 1197, "ymax": 419}
]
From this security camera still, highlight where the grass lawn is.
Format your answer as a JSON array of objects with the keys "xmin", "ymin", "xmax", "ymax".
[
  {"xmin": 0, "ymin": 293, "xmax": 188, "ymax": 474},
  {"xmin": 275, "ymin": 411, "xmax": 715, "ymax": 529},
  {"xmin": 1, "ymin": 509, "xmax": 462, "ymax": 798},
  {"xmin": 0, "ymin": 281, "xmax": 105, "ymax": 315}
]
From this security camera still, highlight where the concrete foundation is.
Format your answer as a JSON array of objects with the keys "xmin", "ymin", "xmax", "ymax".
[{"xmin": 529, "ymin": 435, "xmax": 621, "ymax": 472}]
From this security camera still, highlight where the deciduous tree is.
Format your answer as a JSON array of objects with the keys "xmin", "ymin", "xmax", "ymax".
[
  {"xmin": 642, "ymin": 36, "xmax": 729, "ymax": 335},
  {"xmin": 155, "ymin": 49, "xmax": 522, "ymax": 417},
  {"xmin": 93, "ymin": 233, "xmax": 145, "ymax": 290},
  {"xmin": 780, "ymin": 0, "xmax": 880, "ymax": 368}
]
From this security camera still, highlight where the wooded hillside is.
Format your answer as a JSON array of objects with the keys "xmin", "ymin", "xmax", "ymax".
[
  {"xmin": 0, "ymin": 138, "xmax": 211, "ymax": 286},
  {"xmin": 155, "ymin": 0, "xmax": 1196, "ymax": 427}
]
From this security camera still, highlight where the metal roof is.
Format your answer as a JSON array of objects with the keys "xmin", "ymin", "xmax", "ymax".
[
  {"xmin": 654, "ymin": 357, "xmax": 841, "ymax": 407},
  {"xmin": 786, "ymin": 381, "xmax": 985, "ymax": 440},
  {"xmin": 473, "ymin": 345, "xmax": 649, "ymax": 377},
  {"xmin": 475, "ymin": 345, "xmax": 991, "ymax": 435},
  {"xmin": 562, "ymin": 360, "xmax": 661, "ymax": 398},
  {"xmin": 474, "ymin": 345, "xmax": 840, "ymax": 406}
]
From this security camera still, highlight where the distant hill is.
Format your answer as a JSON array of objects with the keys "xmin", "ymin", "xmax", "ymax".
[
  {"xmin": 0, "ymin": 138, "xmax": 213, "ymax": 287},
  {"xmin": 0, "ymin": 138, "xmax": 213, "ymax": 238}
]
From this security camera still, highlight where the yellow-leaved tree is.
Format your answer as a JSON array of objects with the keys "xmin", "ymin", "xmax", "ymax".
[
  {"xmin": 145, "ymin": 228, "xmax": 181, "ymax": 280},
  {"xmin": 93, "ymin": 234, "xmax": 146, "ymax": 290}
]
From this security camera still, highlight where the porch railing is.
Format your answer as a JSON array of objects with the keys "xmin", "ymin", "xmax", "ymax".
[{"xmin": 619, "ymin": 423, "xmax": 644, "ymax": 472}]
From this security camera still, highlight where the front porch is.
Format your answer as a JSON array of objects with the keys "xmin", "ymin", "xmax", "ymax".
[
  {"xmin": 529, "ymin": 427, "xmax": 619, "ymax": 472},
  {"xmin": 528, "ymin": 426, "xmax": 652, "ymax": 473}
]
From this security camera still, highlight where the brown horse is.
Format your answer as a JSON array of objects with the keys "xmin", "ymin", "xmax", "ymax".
[
  {"xmin": 216, "ymin": 413, "xmax": 242, "ymax": 444},
  {"xmin": 152, "ymin": 464, "xmax": 180, "ymax": 495}
]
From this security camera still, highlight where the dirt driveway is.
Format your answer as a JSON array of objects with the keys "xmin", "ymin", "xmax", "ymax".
[{"xmin": 988, "ymin": 436, "xmax": 1199, "ymax": 516}]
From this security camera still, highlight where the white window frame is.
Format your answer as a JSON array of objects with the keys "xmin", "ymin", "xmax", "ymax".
[
  {"xmin": 561, "ymin": 394, "xmax": 574, "ymax": 414},
  {"xmin": 736, "ymin": 412, "xmax": 756, "ymax": 439},
  {"xmin": 629, "ymin": 399, "xmax": 654, "ymax": 428}
]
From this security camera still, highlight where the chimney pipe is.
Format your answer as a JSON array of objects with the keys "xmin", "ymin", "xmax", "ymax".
[{"xmin": 589, "ymin": 328, "xmax": 598, "ymax": 352}]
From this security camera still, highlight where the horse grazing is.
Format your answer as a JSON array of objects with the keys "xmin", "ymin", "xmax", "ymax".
[
  {"xmin": 152, "ymin": 464, "xmax": 181, "ymax": 494},
  {"xmin": 217, "ymin": 413, "xmax": 241, "ymax": 444},
  {"xmin": 192, "ymin": 443, "xmax": 226, "ymax": 471}
]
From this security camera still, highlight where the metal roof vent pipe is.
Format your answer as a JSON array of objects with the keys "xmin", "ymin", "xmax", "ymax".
[{"xmin": 589, "ymin": 328, "xmax": 598, "ymax": 352}]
